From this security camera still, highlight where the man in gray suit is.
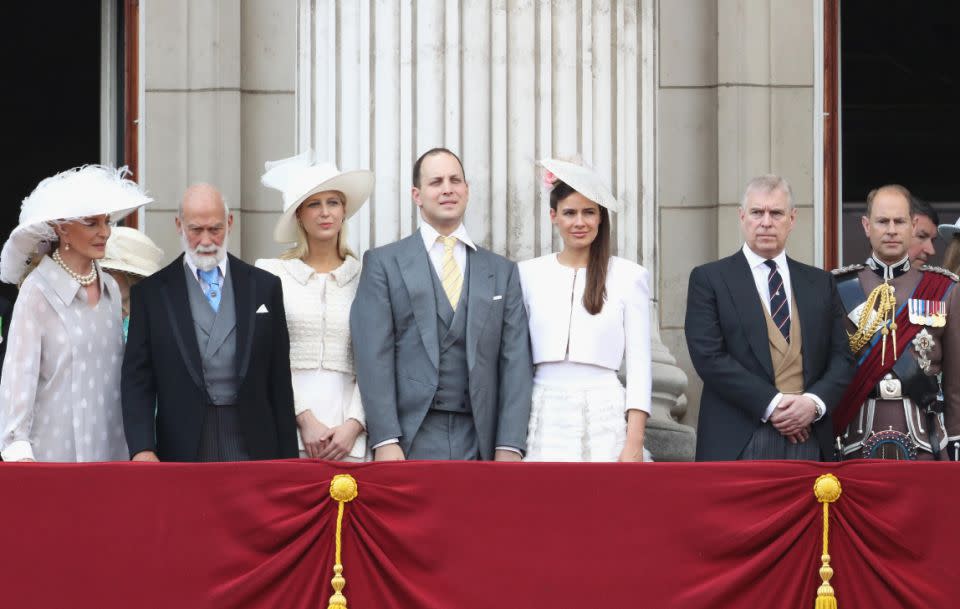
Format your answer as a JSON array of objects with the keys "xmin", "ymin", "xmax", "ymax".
[{"xmin": 351, "ymin": 148, "xmax": 533, "ymax": 461}]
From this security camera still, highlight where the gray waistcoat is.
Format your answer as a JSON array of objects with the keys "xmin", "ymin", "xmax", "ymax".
[
  {"xmin": 428, "ymin": 254, "xmax": 471, "ymax": 413},
  {"xmin": 184, "ymin": 264, "xmax": 240, "ymax": 405}
]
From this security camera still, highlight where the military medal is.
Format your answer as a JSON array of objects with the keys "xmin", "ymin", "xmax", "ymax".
[
  {"xmin": 908, "ymin": 299, "xmax": 921, "ymax": 325},
  {"xmin": 912, "ymin": 328, "xmax": 935, "ymax": 373},
  {"xmin": 908, "ymin": 299, "xmax": 946, "ymax": 327}
]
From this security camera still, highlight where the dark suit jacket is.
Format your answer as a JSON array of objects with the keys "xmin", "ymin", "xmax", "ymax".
[
  {"xmin": 685, "ymin": 250, "xmax": 854, "ymax": 461},
  {"xmin": 350, "ymin": 232, "xmax": 533, "ymax": 459},
  {"xmin": 121, "ymin": 254, "xmax": 297, "ymax": 461}
]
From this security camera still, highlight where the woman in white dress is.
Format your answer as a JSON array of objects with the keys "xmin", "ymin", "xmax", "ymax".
[
  {"xmin": 256, "ymin": 153, "xmax": 373, "ymax": 461},
  {"xmin": 519, "ymin": 159, "xmax": 651, "ymax": 462},
  {"xmin": 0, "ymin": 166, "xmax": 152, "ymax": 462}
]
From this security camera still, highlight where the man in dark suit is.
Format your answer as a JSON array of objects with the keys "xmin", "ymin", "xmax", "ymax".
[
  {"xmin": 685, "ymin": 175, "xmax": 854, "ymax": 461},
  {"xmin": 351, "ymin": 148, "xmax": 533, "ymax": 461},
  {"xmin": 122, "ymin": 184, "xmax": 297, "ymax": 462}
]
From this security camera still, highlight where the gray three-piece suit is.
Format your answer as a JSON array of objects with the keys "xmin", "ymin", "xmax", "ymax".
[{"xmin": 350, "ymin": 229, "xmax": 533, "ymax": 460}]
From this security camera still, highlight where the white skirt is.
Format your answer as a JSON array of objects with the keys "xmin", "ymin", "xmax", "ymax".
[{"xmin": 525, "ymin": 374, "xmax": 629, "ymax": 462}]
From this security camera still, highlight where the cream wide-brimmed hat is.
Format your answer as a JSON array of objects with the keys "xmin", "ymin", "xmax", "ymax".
[
  {"xmin": 261, "ymin": 151, "xmax": 374, "ymax": 244},
  {"xmin": 538, "ymin": 158, "xmax": 622, "ymax": 213},
  {"xmin": 938, "ymin": 217, "xmax": 960, "ymax": 240},
  {"xmin": 99, "ymin": 226, "xmax": 164, "ymax": 279},
  {"xmin": 0, "ymin": 165, "xmax": 153, "ymax": 284}
]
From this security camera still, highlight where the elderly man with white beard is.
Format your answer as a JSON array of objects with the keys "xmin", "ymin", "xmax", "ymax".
[{"xmin": 121, "ymin": 184, "xmax": 297, "ymax": 462}]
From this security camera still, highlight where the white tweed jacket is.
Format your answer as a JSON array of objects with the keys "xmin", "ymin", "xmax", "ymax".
[{"xmin": 255, "ymin": 256, "xmax": 361, "ymax": 374}]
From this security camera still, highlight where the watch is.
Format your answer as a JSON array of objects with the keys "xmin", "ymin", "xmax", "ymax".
[{"xmin": 814, "ymin": 401, "xmax": 826, "ymax": 420}]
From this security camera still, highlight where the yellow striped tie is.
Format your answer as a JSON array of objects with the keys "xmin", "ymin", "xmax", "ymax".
[{"xmin": 439, "ymin": 235, "xmax": 463, "ymax": 309}]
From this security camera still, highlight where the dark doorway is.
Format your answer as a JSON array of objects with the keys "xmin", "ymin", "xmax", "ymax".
[
  {"xmin": 839, "ymin": 1, "xmax": 960, "ymax": 265},
  {"xmin": 2, "ymin": 3, "xmax": 108, "ymax": 304}
]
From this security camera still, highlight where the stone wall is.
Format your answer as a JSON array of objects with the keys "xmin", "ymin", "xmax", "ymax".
[{"xmin": 141, "ymin": 0, "xmax": 297, "ymax": 263}]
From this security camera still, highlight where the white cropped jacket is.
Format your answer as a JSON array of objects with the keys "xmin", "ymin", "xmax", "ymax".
[{"xmin": 518, "ymin": 254, "xmax": 652, "ymax": 413}]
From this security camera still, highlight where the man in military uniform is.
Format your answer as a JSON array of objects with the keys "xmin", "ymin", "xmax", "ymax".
[{"xmin": 833, "ymin": 184, "xmax": 960, "ymax": 460}]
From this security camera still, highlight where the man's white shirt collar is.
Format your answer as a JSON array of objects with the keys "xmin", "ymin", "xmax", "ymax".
[
  {"xmin": 742, "ymin": 243, "xmax": 788, "ymax": 271},
  {"xmin": 184, "ymin": 253, "xmax": 229, "ymax": 283},
  {"xmin": 419, "ymin": 222, "xmax": 477, "ymax": 251}
]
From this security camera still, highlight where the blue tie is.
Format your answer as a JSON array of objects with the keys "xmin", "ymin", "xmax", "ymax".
[
  {"xmin": 198, "ymin": 268, "xmax": 222, "ymax": 312},
  {"xmin": 764, "ymin": 260, "xmax": 790, "ymax": 342}
]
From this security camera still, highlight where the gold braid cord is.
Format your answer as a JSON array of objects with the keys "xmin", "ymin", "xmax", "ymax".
[
  {"xmin": 328, "ymin": 474, "xmax": 359, "ymax": 609},
  {"xmin": 848, "ymin": 282, "xmax": 898, "ymax": 364},
  {"xmin": 813, "ymin": 474, "xmax": 842, "ymax": 609}
]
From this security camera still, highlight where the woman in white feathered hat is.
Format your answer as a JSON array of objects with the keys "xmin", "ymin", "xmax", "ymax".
[
  {"xmin": 0, "ymin": 165, "xmax": 152, "ymax": 462},
  {"xmin": 518, "ymin": 158, "xmax": 652, "ymax": 463},
  {"xmin": 255, "ymin": 152, "xmax": 373, "ymax": 461}
]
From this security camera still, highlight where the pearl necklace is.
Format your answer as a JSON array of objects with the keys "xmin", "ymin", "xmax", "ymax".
[{"xmin": 52, "ymin": 249, "xmax": 98, "ymax": 286}]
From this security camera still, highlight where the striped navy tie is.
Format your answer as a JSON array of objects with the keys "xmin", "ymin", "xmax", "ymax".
[{"xmin": 764, "ymin": 259, "xmax": 790, "ymax": 342}]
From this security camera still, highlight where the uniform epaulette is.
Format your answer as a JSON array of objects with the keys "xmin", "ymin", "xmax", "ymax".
[
  {"xmin": 830, "ymin": 263, "xmax": 864, "ymax": 277},
  {"xmin": 920, "ymin": 264, "xmax": 960, "ymax": 282}
]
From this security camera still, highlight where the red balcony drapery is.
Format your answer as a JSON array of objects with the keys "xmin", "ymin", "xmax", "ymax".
[{"xmin": 1, "ymin": 460, "xmax": 957, "ymax": 609}]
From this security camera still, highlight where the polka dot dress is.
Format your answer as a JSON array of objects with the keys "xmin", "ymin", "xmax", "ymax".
[{"xmin": 0, "ymin": 256, "xmax": 127, "ymax": 462}]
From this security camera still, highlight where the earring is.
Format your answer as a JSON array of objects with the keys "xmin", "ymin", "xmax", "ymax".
[{"xmin": 64, "ymin": 242, "xmax": 70, "ymax": 251}]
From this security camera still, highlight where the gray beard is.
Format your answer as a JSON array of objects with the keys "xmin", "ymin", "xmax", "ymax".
[{"xmin": 182, "ymin": 233, "xmax": 227, "ymax": 272}]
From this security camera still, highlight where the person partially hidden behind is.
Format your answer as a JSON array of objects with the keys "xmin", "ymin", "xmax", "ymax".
[{"xmin": 686, "ymin": 175, "xmax": 854, "ymax": 461}]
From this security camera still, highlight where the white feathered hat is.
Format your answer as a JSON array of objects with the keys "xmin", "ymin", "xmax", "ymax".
[
  {"xmin": 261, "ymin": 151, "xmax": 374, "ymax": 244},
  {"xmin": 538, "ymin": 158, "xmax": 622, "ymax": 213},
  {"xmin": 99, "ymin": 226, "xmax": 164, "ymax": 279},
  {"xmin": 0, "ymin": 165, "xmax": 152, "ymax": 284}
]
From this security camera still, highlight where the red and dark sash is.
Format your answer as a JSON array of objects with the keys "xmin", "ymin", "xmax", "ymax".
[{"xmin": 832, "ymin": 272, "xmax": 955, "ymax": 435}]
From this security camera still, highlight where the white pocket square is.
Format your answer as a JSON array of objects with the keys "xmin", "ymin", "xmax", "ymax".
[
  {"xmin": 492, "ymin": 295, "xmax": 503, "ymax": 301},
  {"xmin": 256, "ymin": 304, "xmax": 269, "ymax": 314}
]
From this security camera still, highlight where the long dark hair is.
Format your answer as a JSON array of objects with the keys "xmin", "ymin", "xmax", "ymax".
[{"xmin": 550, "ymin": 180, "xmax": 610, "ymax": 315}]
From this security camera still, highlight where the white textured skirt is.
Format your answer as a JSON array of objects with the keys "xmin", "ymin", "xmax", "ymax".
[{"xmin": 525, "ymin": 368, "xmax": 629, "ymax": 462}]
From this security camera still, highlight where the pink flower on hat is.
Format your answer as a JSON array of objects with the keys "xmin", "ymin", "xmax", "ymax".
[{"xmin": 542, "ymin": 170, "xmax": 558, "ymax": 190}]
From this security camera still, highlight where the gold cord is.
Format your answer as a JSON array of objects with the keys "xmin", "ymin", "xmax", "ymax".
[{"xmin": 848, "ymin": 282, "xmax": 897, "ymax": 363}]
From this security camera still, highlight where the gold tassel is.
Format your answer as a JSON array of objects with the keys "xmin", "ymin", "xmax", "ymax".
[
  {"xmin": 813, "ymin": 474, "xmax": 842, "ymax": 609},
  {"xmin": 328, "ymin": 474, "xmax": 359, "ymax": 609},
  {"xmin": 848, "ymin": 282, "xmax": 897, "ymax": 360},
  {"xmin": 890, "ymin": 320, "xmax": 898, "ymax": 361}
]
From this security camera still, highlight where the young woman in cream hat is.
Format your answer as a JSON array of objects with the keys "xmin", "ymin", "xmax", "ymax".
[
  {"xmin": 0, "ymin": 166, "xmax": 152, "ymax": 462},
  {"xmin": 256, "ymin": 152, "xmax": 373, "ymax": 461},
  {"xmin": 99, "ymin": 225, "xmax": 164, "ymax": 341},
  {"xmin": 518, "ymin": 158, "xmax": 652, "ymax": 462}
]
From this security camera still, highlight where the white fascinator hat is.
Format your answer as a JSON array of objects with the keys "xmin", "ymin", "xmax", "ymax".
[
  {"xmin": 938, "ymin": 217, "xmax": 960, "ymax": 241},
  {"xmin": 261, "ymin": 151, "xmax": 374, "ymax": 244},
  {"xmin": 538, "ymin": 158, "xmax": 622, "ymax": 214},
  {"xmin": 1, "ymin": 165, "xmax": 152, "ymax": 284}
]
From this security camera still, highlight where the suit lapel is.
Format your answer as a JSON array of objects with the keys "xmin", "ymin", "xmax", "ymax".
[
  {"xmin": 788, "ymin": 258, "xmax": 817, "ymax": 385},
  {"xmin": 721, "ymin": 251, "xmax": 775, "ymax": 381},
  {"xmin": 465, "ymin": 248, "xmax": 494, "ymax": 370},
  {"xmin": 397, "ymin": 233, "xmax": 440, "ymax": 370},
  {"xmin": 162, "ymin": 255, "xmax": 204, "ymax": 390},
  {"xmin": 230, "ymin": 255, "xmax": 256, "ymax": 381}
]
